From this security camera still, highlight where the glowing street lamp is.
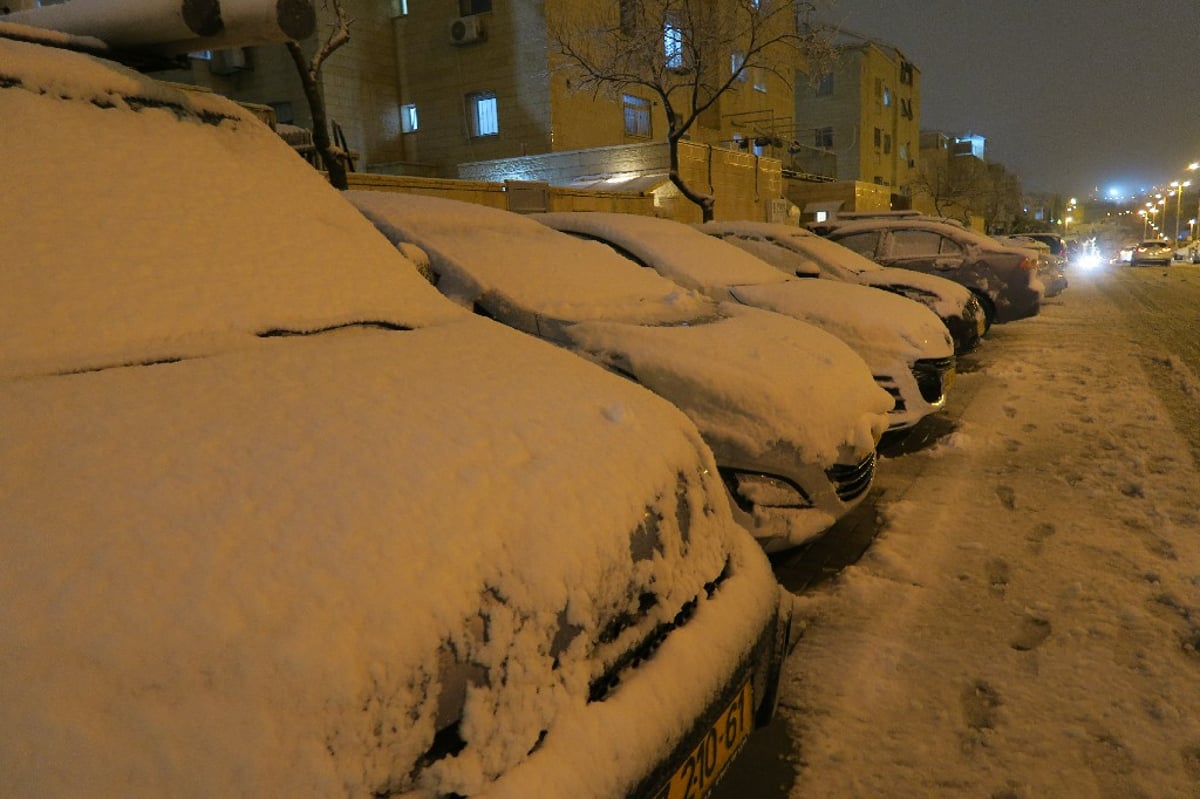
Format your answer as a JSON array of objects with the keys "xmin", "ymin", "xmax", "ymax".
[
  {"xmin": 1172, "ymin": 180, "xmax": 1192, "ymax": 242},
  {"xmin": 1190, "ymin": 163, "xmax": 1200, "ymax": 242}
]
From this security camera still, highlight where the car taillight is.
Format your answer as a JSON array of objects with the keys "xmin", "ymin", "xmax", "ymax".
[{"xmin": 1018, "ymin": 255, "xmax": 1035, "ymax": 270}]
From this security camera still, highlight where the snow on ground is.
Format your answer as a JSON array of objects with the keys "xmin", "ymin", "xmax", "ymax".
[{"xmin": 781, "ymin": 269, "xmax": 1200, "ymax": 797}]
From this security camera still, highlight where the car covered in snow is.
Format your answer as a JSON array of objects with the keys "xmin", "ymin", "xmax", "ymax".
[
  {"xmin": 0, "ymin": 28, "xmax": 795, "ymax": 798},
  {"xmin": 533, "ymin": 211, "xmax": 956, "ymax": 436},
  {"xmin": 348, "ymin": 192, "xmax": 893, "ymax": 552},
  {"xmin": 824, "ymin": 217, "xmax": 1045, "ymax": 327},
  {"xmin": 699, "ymin": 220, "xmax": 987, "ymax": 355}
]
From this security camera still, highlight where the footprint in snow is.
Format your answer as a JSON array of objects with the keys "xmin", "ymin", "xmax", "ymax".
[
  {"xmin": 961, "ymin": 679, "xmax": 1002, "ymax": 730},
  {"xmin": 996, "ymin": 485, "xmax": 1016, "ymax": 510},
  {"xmin": 1011, "ymin": 616, "xmax": 1052, "ymax": 651}
]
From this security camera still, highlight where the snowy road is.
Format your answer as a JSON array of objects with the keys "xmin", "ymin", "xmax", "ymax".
[{"xmin": 717, "ymin": 263, "xmax": 1200, "ymax": 798}]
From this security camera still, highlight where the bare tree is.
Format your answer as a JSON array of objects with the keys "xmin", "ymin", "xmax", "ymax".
[
  {"xmin": 548, "ymin": 0, "xmax": 836, "ymax": 222},
  {"xmin": 911, "ymin": 155, "xmax": 992, "ymax": 226},
  {"xmin": 287, "ymin": 0, "xmax": 351, "ymax": 190}
]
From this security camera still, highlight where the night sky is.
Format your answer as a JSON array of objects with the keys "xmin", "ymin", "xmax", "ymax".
[{"xmin": 822, "ymin": 0, "xmax": 1200, "ymax": 197}]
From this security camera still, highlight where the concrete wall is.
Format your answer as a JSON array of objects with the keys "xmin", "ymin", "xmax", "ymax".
[{"xmin": 346, "ymin": 173, "xmax": 654, "ymax": 216}]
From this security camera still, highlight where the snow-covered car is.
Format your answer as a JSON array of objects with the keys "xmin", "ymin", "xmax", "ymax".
[
  {"xmin": 994, "ymin": 235, "xmax": 1068, "ymax": 298},
  {"xmin": 824, "ymin": 217, "xmax": 1045, "ymax": 326},
  {"xmin": 699, "ymin": 220, "xmax": 987, "ymax": 355},
  {"xmin": 0, "ymin": 29, "xmax": 795, "ymax": 798},
  {"xmin": 534, "ymin": 211, "xmax": 955, "ymax": 436},
  {"xmin": 1129, "ymin": 239, "xmax": 1174, "ymax": 266},
  {"xmin": 348, "ymin": 192, "xmax": 893, "ymax": 552}
]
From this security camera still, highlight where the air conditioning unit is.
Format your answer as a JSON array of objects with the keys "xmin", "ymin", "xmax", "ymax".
[
  {"xmin": 449, "ymin": 15, "xmax": 484, "ymax": 45},
  {"xmin": 209, "ymin": 47, "xmax": 248, "ymax": 76}
]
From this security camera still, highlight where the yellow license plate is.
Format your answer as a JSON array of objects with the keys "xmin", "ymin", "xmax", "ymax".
[{"xmin": 655, "ymin": 680, "xmax": 753, "ymax": 799}]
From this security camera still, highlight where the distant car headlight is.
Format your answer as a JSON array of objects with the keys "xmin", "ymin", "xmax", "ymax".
[{"xmin": 1077, "ymin": 252, "xmax": 1102, "ymax": 270}]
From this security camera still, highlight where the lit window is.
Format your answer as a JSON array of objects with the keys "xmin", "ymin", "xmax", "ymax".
[
  {"xmin": 664, "ymin": 16, "xmax": 683, "ymax": 69},
  {"xmin": 731, "ymin": 51, "xmax": 747, "ymax": 81},
  {"xmin": 752, "ymin": 67, "xmax": 766, "ymax": 93},
  {"xmin": 623, "ymin": 94, "xmax": 652, "ymax": 137},
  {"xmin": 389, "ymin": 0, "xmax": 407, "ymax": 17},
  {"xmin": 401, "ymin": 103, "xmax": 418, "ymax": 133},
  {"xmin": 883, "ymin": 87, "xmax": 891, "ymax": 107},
  {"xmin": 467, "ymin": 91, "xmax": 498, "ymax": 137}
]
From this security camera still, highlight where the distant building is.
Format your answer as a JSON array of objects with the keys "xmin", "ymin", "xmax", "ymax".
[
  {"xmin": 791, "ymin": 34, "xmax": 921, "ymax": 207},
  {"xmin": 153, "ymin": 0, "xmax": 805, "ymax": 221}
]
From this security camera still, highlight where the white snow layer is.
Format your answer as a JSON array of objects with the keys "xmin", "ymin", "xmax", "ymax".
[
  {"xmin": 0, "ymin": 36, "xmax": 458, "ymax": 380},
  {"xmin": 782, "ymin": 268, "xmax": 1200, "ymax": 797}
]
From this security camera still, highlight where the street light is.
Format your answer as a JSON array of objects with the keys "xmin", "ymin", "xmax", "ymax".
[
  {"xmin": 1190, "ymin": 163, "xmax": 1200, "ymax": 242},
  {"xmin": 1172, "ymin": 180, "xmax": 1192, "ymax": 242}
]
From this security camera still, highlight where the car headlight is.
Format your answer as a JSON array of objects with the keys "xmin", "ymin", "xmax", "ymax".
[{"xmin": 719, "ymin": 469, "xmax": 813, "ymax": 510}]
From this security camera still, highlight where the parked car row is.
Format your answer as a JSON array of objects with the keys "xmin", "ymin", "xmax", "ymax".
[
  {"xmin": 1, "ymin": 24, "xmax": 1051, "ymax": 799},
  {"xmin": 1, "ymin": 30, "xmax": 797, "ymax": 799}
]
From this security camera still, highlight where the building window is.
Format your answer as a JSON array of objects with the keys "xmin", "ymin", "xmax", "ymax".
[
  {"xmin": 270, "ymin": 101, "xmax": 294, "ymax": 124},
  {"xmin": 900, "ymin": 61, "xmax": 914, "ymax": 85},
  {"xmin": 620, "ymin": 0, "xmax": 640, "ymax": 33},
  {"xmin": 731, "ymin": 50, "xmax": 747, "ymax": 81},
  {"xmin": 882, "ymin": 87, "xmax": 892, "ymax": 107},
  {"xmin": 873, "ymin": 127, "xmax": 882, "ymax": 149},
  {"xmin": 815, "ymin": 126, "xmax": 833, "ymax": 148},
  {"xmin": 623, "ymin": 94, "xmax": 651, "ymax": 137},
  {"xmin": 883, "ymin": 134, "xmax": 892, "ymax": 154},
  {"xmin": 388, "ymin": 0, "xmax": 407, "ymax": 17},
  {"xmin": 899, "ymin": 142, "xmax": 909, "ymax": 162},
  {"xmin": 459, "ymin": 0, "xmax": 491, "ymax": 14},
  {"xmin": 401, "ymin": 103, "xmax": 418, "ymax": 133},
  {"xmin": 664, "ymin": 15, "xmax": 684, "ymax": 69},
  {"xmin": 900, "ymin": 98, "xmax": 913, "ymax": 119},
  {"xmin": 752, "ymin": 67, "xmax": 767, "ymax": 93},
  {"xmin": 816, "ymin": 72, "xmax": 834, "ymax": 96},
  {"xmin": 467, "ymin": 91, "xmax": 498, "ymax": 137}
]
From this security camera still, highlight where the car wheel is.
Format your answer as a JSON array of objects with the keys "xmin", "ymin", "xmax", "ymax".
[{"xmin": 971, "ymin": 290, "xmax": 996, "ymax": 332}]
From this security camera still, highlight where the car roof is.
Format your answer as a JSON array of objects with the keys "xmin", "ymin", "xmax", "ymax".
[
  {"xmin": 532, "ymin": 211, "xmax": 794, "ymax": 290},
  {"xmin": 348, "ymin": 192, "xmax": 716, "ymax": 326}
]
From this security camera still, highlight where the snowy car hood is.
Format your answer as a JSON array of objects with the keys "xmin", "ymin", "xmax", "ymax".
[
  {"xmin": 565, "ymin": 303, "xmax": 893, "ymax": 466},
  {"xmin": 698, "ymin": 220, "xmax": 976, "ymax": 321},
  {"xmin": 729, "ymin": 280, "xmax": 954, "ymax": 363},
  {"xmin": 1, "ymin": 36, "xmax": 459, "ymax": 379},
  {"xmin": 348, "ymin": 191, "xmax": 715, "ymax": 326},
  {"xmin": 0, "ymin": 318, "xmax": 772, "ymax": 796},
  {"xmin": 535, "ymin": 211, "xmax": 795, "ymax": 290}
]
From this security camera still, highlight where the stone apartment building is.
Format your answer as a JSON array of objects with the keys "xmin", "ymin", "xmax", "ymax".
[
  {"xmin": 789, "ymin": 34, "xmax": 922, "ymax": 216},
  {"xmin": 140, "ymin": 0, "xmax": 804, "ymax": 222}
]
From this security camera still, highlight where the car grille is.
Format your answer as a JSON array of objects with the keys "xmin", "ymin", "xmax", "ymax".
[
  {"xmin": 825, "ymin": 452, "xmax": 875, "ymax": 503},
  {"xmin": 912, "ymin": 356, "xmax": 955, "ymax": 403},
  {"xmin": 875, "ymin": 377, "xmax": 905, "ymax": 413}
]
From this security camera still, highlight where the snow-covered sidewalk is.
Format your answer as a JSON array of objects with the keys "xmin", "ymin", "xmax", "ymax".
[{"xmin": 783, "ymin": 273, "xmax": 1200, "ymax": 797}]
